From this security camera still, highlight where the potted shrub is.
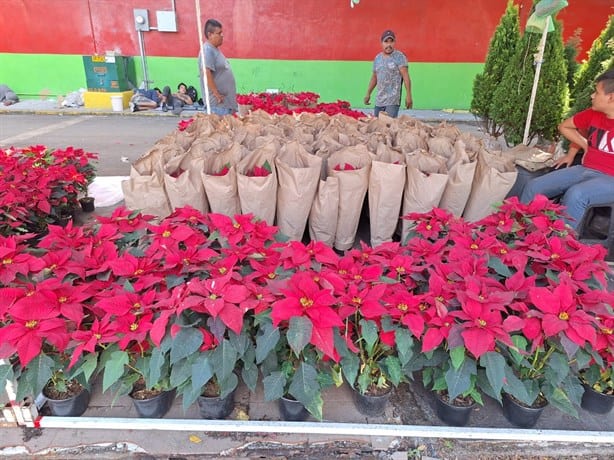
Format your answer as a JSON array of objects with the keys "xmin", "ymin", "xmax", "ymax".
[
  {"xmin": 256, "ymin": 313, "xmax": 336, "ymax": 421},
  {"xmin": 0, "ymin": 145, "xmax": 97, "ymax": 236},
  {"xmin": 576, "ymin": 347, "xmax": 614, "ymax": 414},
  {"xmin": 97, "ymin": 339, "xmax": 175, "ymax": 418}
]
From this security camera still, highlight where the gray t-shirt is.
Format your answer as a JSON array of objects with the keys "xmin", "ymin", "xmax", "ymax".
[
  {"xmin": 199, "ymin": 42, "xmax": 237, "ymax": 111},
  {"xmin": 373, "ymin": 50, "xmax": 408, "ymax": 107}
]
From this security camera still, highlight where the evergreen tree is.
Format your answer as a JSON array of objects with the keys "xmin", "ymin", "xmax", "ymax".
[
  {"xmin": 491, "ymin": 11, "xmax": 568, "ymax": 146},
  {"xmin": 569, "ymin": 15, "xmax": 614, "ymax": 115},
  {"xmin": 470, "ymin": 0, "xmax": 520, "ymax": 138},
  {"xmin": 563, "ymin": 28, "xmax": 582, "ymax": 93}
]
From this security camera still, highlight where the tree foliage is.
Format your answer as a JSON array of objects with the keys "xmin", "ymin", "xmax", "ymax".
[
  {"xmin": 490, "ymin": 13, "xmax": 568, "ymax": 146},
  {"xmin": 470, "ymin": 0, "xmax": 520, "ymax": 137},
  {"xmin": 569, "ymin": 15, "xmax": 614, "ymax": 116}
]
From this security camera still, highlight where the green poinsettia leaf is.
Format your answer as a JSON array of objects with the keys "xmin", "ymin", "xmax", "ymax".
[
  {"xmin": 165, "ymin": 274, "xmax": 186, "ymax": 289},
  {"xmin": 445, "ymin": 357, "xmax": 475, "ymax": 401},
  {"xmin": 241, "ymin": 362, "xmax": 259, "ymax": 393},
  {"xmin": 360, "ymin": 319, "xmax": 379, "ymax": 356},
  {"xmin": 450, "ymin": 346, "xmax": 466, "ymax": 370},
  {"xmin": 544, "ymin": 352, "xmax": 570, "ymax": 386},
  {"xmin": 383, "ymin": 355, "xmax": 403, "ymax": 386},
  {"xmin": 211, "ymin": 339, "xmax": 238, "ymax": 382},
  {"xmin": 502, "ymin": 365, "xmax": 533, "ymax": 405},
  {"xmin": 170, "ymin": 355, "xmax": 194, "ymax": 389},
  {"xmin": 288, "ymin": 361, "xmax": 323, "ymax": 420},
  {"xmin": 477, "ymin": 368, "xmax": 501, "ymax": 403},
  {"xmin": 263, "ymin": 160, "xmax": 272, "ymax": 173},
  {"xmin": 101, "ymin": 349, "xmax": 128, "ymax": 393},
  {"xmin": 488, "ymin": 255, "xmax": 513, "ymax": 277},
  {"xmin": 263, "ymin": 371, "xmax": 286, "ymax": 401},
  {"xmin": 480, "ymin": 352, "xmax": 507, "ymax": 398},
  {"xmin": 395, "ymin": 328, "xmax": 414, "ymax": 366},
  {"xmin": 16, "ymin": 354, "xmax": 55, "ymax": 401},
  {"xmin": 288, "ymin": 316, "xmax": 312, "ymax": 356},
  {"xmin": 0, "ymin": 363, "xmax": 14, "ymax": 390},
  {"xmin": 218, "ymin": 372, "xmax": 239, "ymax": 399},
  {"xmin": 146, "ymin": 346, "xmax": 166, "ymax": 387},
  {"xmin": 255, "ymin": 322, "xmax": 280, "ymax": 364},
  {"xmin": 340, "ymin": 352, "xmax": 360, "ymax": 387},
  {"xmin": 546, "ymin": 386, "xmax": 578, "ymax": 418},
  {"xmin": 229, "ymin": 329, "xmax": 251, "ymax": 357},
  {"xmin": 170, "ymin": 327, "xmax": 203, "ymax": 365},
  {"xmin": 70, "ymin": 351, "xmax": 98, "ymax": 383}
]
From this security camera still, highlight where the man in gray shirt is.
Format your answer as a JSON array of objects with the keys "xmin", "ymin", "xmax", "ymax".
[
  {"xmin": 0, "ymin": 84, "xmax": 19, "ymax": 106},
  {"xmin": 364, "ymin": 30, "xmax": 412, "ymax": 118},
  {"xmin": 199, "ymin": 19, "xmax": 237, "ymax": 116}
]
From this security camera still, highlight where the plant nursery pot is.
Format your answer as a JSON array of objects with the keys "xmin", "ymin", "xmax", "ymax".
[
  {"xmin": 54, "ymin": 214, "xmax": 73, "ymax": 227},
  {"xmin": 197, "ymin": 389, "xmax": 236, "ymax": 419},
  {"xmin": 434, "ymin": 392, "xmax": 475, "ymax": 427},
  {"xmin": 581, "ymin": 383, "xmax": 614, "ymax": 414},
  {"xmin": 44, "ymin": 388, "xmax": 90, "ymax": 417},
  {"xmin": 502, "ymin": 392, "xmax": 547, "ymax": 428},
  {"xmin": 352, "ymin": 386, "xmax": 391, "ymax": 417},
  {"xmin": 79, "ymin": 196, "xmax": 95, "ymax": 212},
  {"xmin": 130, "ymin": 388, "xmax": 176, "ymax": 418},
  {"xmin": 279, "ymin": 395, "xmax": 309, "ymax": 421}
]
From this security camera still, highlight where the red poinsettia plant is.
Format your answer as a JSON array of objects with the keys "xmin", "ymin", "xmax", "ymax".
[
  {"xmin": 235, "ymin": 91, "xmax": 366, "ymax": 119},
  {"xmin": 404, "ymin": 196, "xmax": 614, "ymax": 415},
  {"xmin": 1, "ymin": 192, "xmax": 612, "ymax": 421},
  {"xmin": 0, "ymin": 145, "xmax": 98, "ymax": 235}
]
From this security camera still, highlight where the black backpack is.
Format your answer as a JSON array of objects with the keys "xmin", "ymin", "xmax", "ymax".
[{"xmin": 187, "ymin": 86, "xmax": 198, "ymax": 104}]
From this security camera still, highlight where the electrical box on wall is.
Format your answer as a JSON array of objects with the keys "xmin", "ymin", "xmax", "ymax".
[
  {"xmin": 156, "ymin": 11, "xmax": 177, "ymax": 32},
  {"xmin": 133, "ymin": 8, "xmax": 150, "ymax": 31}
]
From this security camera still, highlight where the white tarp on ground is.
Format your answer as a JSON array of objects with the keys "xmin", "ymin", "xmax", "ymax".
[{"xmin": 88, "ymin": 176, "xmax": 127, "ymax": 207}]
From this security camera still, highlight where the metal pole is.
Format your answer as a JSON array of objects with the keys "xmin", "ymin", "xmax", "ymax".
[
  {"xmin": 522, "ymin": 15, "xmax": 550, "ymax": 145},
  {"xmin": 195, "ymin": 0, "xmax": 211, "ymax": 114},
  {"xmin": 137, "ymin": 29, "xmax": 150, "ymax": 90}
]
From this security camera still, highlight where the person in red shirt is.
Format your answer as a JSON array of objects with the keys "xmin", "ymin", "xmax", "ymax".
[{"xmin": 521, "ymin": 68, "xmax": 614, "ymax": 228}]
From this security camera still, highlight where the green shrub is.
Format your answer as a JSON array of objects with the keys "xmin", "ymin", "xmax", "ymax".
[
  {"xmin": 569, "ymin": 15, "xmax": 614, "ymax": 115},
  {"xmin": 491, "ymin": 15, "xmax": 567, "ymax": 145},
  {"xmin": 470, "ymin": 0, "xmax": 520, "ymax": 138}
]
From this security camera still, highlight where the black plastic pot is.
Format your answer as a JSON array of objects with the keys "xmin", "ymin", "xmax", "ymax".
[
  {"xmin": 197, "ymin": 389, "xmax": 236, "ymax": 419},
  {"xmin": 279, "ymin": 396, "xmax": 309, "ymax": 421},
  {"xmin": 502, "ymin": 392, "xmax": 547, "ymax": 428},
  {"xmin": 79, "ymin": 196, "xmax": 95, "ymax": 212},
  {"xmin": 434, "ymin": 392, "xmax": 475, "ymax": 427},
  {"xmin": 130, "ymin": 388, "xmax": 176, "ymax": 418},
  {"xmin": 581, "ymin": 383, "xmax": 614, "ymax": 414},
  {"xmin": 352, "ymin": 386, "xmax": 391, "ymax": 417},
  {"xmin": 44, "ymin": 388, "xmax": 90, "ymax": 417}
]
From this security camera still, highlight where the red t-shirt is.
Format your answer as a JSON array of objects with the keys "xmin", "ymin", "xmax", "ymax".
[{"xmin": 573, "ymin": 108, "xmax": 614, "ymax": 175}]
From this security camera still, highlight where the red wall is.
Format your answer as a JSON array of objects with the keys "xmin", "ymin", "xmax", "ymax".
[{"xmin": 0, "ymin": 0, "xmax": 611, "ymax": 62}]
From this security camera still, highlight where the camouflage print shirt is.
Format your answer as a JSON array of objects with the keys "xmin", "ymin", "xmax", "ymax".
[{"xmin": 373, "ymin": 50, "xmax": 408, "ymax": 107}]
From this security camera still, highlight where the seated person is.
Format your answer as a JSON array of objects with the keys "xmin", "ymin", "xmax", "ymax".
[
  {"xmin": 520, "ymin": 68, "xmax": 614, "ymax": 229},
  {"xmin": 174, "ymin": 83, "xmax": 194, "ymax": 105},
  {"xmin": 129, "ymin": 87, "xmax": 163, "ymax": 112},
  {"xmin": 0, "ymin": 84, "xmax": 19, "ymax": 106},
  {"xmin": 161, "ymin": 84, "xmax": 196, "ymax": 115}
]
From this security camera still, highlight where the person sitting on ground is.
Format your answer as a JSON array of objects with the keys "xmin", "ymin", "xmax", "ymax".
[
  {"xmin": 0, "ymin": 84, "xmax": 19, "ymax": 106},
  {"xmin": 129, "ymin": 87, "xmax": 163, "ymax": 112},
  {"xmin": 520, "ymin": 68, "xmax": 614, "ymax": 229},
  {"xmin": 160, "ymin": 84, "xmax": 193, "ymax": 115},
  {"xmin": 175, "ymin": 83, "xmax": 194, "ymax": 106}
]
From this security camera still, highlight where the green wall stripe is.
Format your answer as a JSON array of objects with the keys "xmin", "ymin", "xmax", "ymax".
[{"xmin": 1, "ymin": 53, "xmax": 483, "ymax": 110}]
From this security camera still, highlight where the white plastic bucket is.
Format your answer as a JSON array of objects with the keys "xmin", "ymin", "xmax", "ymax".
[{"xmin": 111, "ymin": 95, "xmax": 124, "ymax": 112}]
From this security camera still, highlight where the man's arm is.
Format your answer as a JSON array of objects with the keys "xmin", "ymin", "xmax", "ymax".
[
  {"xmin": 364, "ymin": 71, "xmax": 377, "ymax": 105},
  {"xmin": 205, "ymin": 68, "xmax": 224, "ymax": 103},
  {"xmin": 399, "ymin": 66, "xmax": 412, "ymax": 109},
  {"xmin": 559, "ymin": 116, "xmax": 588, "ymax": 152}
]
